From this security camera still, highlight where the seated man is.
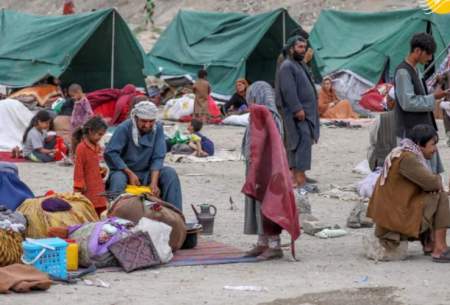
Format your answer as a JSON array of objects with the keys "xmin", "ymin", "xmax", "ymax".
[
  {"xmin": 367, "ymin": 124, "xmax": 450, "ymax": 262},
  {"xmin": 104, "ymin": 101, "xmax": 182, "ymax": 210}
]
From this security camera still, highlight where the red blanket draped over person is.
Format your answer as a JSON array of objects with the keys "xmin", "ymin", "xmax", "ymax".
[
  {"xmin": 86, "ymin": 84, "xmax": 144, "ymax": 125},
  {"xmin": 241, "ymin": 104, "xmax": 300, "ymax": 257}
]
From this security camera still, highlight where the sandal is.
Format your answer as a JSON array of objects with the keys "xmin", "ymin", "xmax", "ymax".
[
  {"xmin": 432, "ymin": 249, "xmax": 450, "ymax": 263},
  {"xmin": 256, "ymin": 248, "xmax": 283, "ymax": 261},
  {"xmin": 244, "ymin": 245, "xmax": 268, "ymax": 258}
]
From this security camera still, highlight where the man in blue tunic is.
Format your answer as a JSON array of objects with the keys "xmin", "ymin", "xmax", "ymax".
[{"xmin": 104, "ymin": 101, "xmax": 182, "ymax": 210}]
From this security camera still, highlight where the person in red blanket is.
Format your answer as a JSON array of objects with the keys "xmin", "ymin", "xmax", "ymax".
[{"xmin": 242, "ymin": 81, "xmax": 300, "ymax": 260}]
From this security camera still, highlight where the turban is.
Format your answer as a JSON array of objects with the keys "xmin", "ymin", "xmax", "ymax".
[{"xmin": 131, "ymin": 101, "xmax": 158, "ymax": 146}]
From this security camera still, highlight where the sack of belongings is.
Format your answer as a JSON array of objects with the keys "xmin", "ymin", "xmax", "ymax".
[
  {"xmin": 0, "ymin": 205, "xmax": 27, "ymax": 266},
  {"xmin": 17, "ymin": 193, "xmax": 99, "ymax": 238},
  {"xmin": 108, "ymin": 194, "xmax": 187, "ymax": 251},
  {"xmin": 68, "ymin": 217, "xmax": 133, "ymax": 268}
]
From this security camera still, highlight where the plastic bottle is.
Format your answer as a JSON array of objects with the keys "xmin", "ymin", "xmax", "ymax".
[{"xmin": 65, "ymin": 239, "xmax": 79, "ymax": 271}]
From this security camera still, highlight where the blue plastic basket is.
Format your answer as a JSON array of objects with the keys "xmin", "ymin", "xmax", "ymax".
[{"xmin": 22, "ymin": 238, "xmax": 68, "ymax": 280}]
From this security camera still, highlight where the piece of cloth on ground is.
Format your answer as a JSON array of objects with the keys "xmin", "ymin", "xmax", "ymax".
[
  {"xmin": 166, "ymin": 149, "xmax": 241, "ymax": 163},
  {"xmin": 0, "ymin": 99, "xmax": 34, "ymax": 151},
  {"xmin": 0, "ymin": 264, "xmax": 52, "ymax": 294},
  {"xmin": 0, "ymin": 163, "xmax": 34, "ymax": 210},
  {"xmin": 241, "ymin": 104, "xmax": 300, "ymax": 255}
]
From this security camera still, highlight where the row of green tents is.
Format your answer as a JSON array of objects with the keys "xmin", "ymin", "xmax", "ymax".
[{"xmin": 1, "ymin": 7, "xmax": 450, "ymax": 95}]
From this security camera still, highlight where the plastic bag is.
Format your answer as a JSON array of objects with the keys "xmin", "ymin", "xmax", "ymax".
[
  {"xmin": 357, "ymin": 170, "xmax": 381, "ymax": 198},
  {"xmin": 133, "ymin": 218, "xmax": 173, "ymax": 263},
  {"xmin": 168, "ymin": 129, "xmax": 189, "ymax": 145}
]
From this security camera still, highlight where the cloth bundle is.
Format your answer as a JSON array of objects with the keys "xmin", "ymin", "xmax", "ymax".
[
  {"xmin": 0, "ymin": 230, "xmax": 23, "ymax": 267},
  {"xmin": 0, "ymin": 205, "xmax": 26, "ymax": 266},
  {"xmin": 68, "ymin": 217, "xmax": 133, "ymax": 268},
  {"xmin": 108, "ymin": 194, "xmax": 187, "ymax": 251},
  {"xmin": 17, "ymin": 193, "xmax": 99, "ymax": 238},
  {"xmin": 0, "ymin": 162, "xmax": 34, "ymax": 211}
]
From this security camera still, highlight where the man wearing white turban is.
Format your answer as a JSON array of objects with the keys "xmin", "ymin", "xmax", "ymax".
[{"xmin": 104, "ymin": 101, "xmax": 182, "ymax": 210}]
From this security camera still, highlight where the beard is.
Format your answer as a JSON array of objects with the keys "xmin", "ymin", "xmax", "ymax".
[{"xmin": 293, "ymin": 51, "xmax": 305, "ymax": 62}]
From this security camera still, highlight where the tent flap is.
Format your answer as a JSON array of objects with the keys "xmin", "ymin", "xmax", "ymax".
[
  {"xmin": 309, "ymin": 8, "xmax": 450, "ymax": 83},
  {"xmin": 0, "ymin": 8, "xmax": 145, "ymax": 91},
  {"xmin": 145, "ymin": 9, "xmax": 301, "ymax": 95}
]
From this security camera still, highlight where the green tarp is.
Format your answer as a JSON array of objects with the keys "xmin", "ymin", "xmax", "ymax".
[
  {"xmin": 309, "ymin": 9, "xmax": 450, "ymax": 84},
  {"xmin": 145, "ymin": 9, "xmax": 300, "ymax": 95},
  {"xmin": 0, "ymin": 8, "xmax": 145, "ymax": 91}
]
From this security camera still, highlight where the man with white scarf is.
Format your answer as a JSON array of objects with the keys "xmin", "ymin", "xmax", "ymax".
[{"xmin": 104, "ymin": 101, "xmax": 182, "ymax": 210}]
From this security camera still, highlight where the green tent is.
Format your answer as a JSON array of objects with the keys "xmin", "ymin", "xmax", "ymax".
[
  {"xmin": 145, "ymin": 9, "xmax": 301, "ymax": 96},
  {"xmin": 0, "ymin": 8, "xmax": 145, "ymax": 91},
  {"xmin": 309, "ymin": 9, "xmax": 450, "ymax": 84}
]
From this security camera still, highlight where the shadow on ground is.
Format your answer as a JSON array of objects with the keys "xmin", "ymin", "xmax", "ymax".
[{"xmin": 259, "ymin": 287, "xmax": 404, "ymax": 305}]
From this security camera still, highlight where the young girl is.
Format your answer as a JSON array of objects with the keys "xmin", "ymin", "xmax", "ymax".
[
  {"xmin": 22, "ymin": 110, "xmax": 56, "ymax": 162},
  {"xmin": 73, "ymin": 116, "xmax": 108, "ymax": 216}
]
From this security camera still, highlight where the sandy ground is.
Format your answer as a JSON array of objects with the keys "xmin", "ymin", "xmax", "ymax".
[{"xmin": 3, "ymin": 119, "xmax": 450, "ymax": 305}]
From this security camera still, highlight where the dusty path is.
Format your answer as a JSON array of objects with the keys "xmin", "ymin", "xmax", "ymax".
[{"xmin": 4, "ymin": 121, "xmax": 450, "ymax": 305}]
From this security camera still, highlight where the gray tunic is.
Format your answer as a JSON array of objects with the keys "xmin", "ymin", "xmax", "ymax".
[
  {"xmin": 277, "ymin": 58, "xmax": 320, "ymax": 170},
  {"xmin": 395, "ymin": 68, "xmax": 443, "ymax": 174}
]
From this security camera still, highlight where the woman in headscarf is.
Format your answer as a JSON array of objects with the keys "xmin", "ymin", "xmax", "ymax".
[
  {"xmin": 242, "ymin": 81, "xmax": 287, "ymax": 260},
  {"xmin": 222, "ymin": 79, "xmax": 249, "ymax": 115},
  {"xmin": 318, "ymin": 77, "xmax": 359, "ymax": 119}
]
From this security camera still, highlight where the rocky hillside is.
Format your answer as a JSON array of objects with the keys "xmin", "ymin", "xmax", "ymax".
[{"xmin": 1, "ymin": 0, "xmax": 416, "ymax": 51}]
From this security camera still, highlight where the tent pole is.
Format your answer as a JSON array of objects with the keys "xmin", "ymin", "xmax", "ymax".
[
  {"xmin": 110, "ymin": 10, "xmax": 116, "ymax": 88},
  {"xmin": 282, "ymin": 10, "xmax": 286, "ymax": 45}
]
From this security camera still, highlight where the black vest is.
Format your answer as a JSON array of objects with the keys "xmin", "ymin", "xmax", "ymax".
[{"xmin": 394, "ymin": 61, "xmax": 437, "ymax": 138}]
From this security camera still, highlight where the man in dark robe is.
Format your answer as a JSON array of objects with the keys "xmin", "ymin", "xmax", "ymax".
[{"xmin": 277, "ymin": 36, "xmax": 320, "ymax": 190}]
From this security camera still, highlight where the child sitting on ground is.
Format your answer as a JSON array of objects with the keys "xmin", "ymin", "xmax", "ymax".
[
  {"xmin": 187, "ymin": 119, "xmax": 215, "ymax": 157},
  {"xmin": 73, "ymin": 116, "xmax": 108, "ymax": 216},
  {"xmin": 22, "ymin": 110, "xmax": 56, "ymax": 162},
  {"xmin": 69, "ymin": 83, "xmax": 94, "ymax": 156}
]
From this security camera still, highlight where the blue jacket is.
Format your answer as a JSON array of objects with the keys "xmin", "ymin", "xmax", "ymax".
[{"xmin": 104, "ymin": 119, "xmax": 166, "ymax": 173}]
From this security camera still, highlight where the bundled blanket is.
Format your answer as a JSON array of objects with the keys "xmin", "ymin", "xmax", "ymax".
[
  {"xmin": 68, "ymin": 217, "xmax": 133, "ymax": 268},
  {"xmin": 17, "ymin": 193, "xmax": 99, "ymax": 238},
  {"xmin": 86, "ymin": 84, "xmax": 144, "ymax": 125}
]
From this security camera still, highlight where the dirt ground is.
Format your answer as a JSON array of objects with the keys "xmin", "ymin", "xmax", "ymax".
[{"xmin": 3, "ymin": 120, "xmax": 450, "ymax": 305}]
